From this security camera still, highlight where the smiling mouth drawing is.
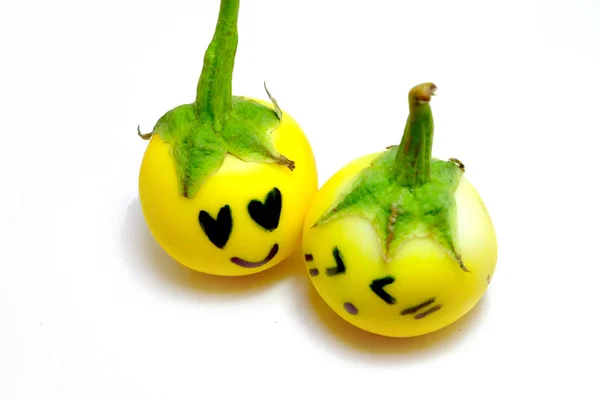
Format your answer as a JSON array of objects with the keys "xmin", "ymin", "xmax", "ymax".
[{"xmin": 230, "ymin": 244, "xmax": 279, "ymax": 268}]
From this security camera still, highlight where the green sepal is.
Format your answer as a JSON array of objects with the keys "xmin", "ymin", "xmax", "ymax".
[
  {"xmin": 313, "ymin": 146, "xmax": 466, "ymax": 270},
  {"xmin": 144, "ymin": 95, "xmax": 292, "ymax": 199},
  {"xmin": 223, "ymin": 97, "xmax": 295, "ymax": 170}
]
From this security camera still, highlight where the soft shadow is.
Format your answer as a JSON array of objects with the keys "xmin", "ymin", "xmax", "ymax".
[
  {"xmin": 121, "ymin": 197, "xmax": 304, "ymax": 298},
  {"xmin": 291, "ymin": 272, "xmax": 490, "ymax": 360}
]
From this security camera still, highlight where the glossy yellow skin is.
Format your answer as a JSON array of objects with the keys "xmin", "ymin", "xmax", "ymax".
[
  {"xmin": 302, "ymin": 152, "xmax": 497, "ymax": 337},
  {"xmin": 139, "ymin": 98, "xmax": 318, "ymax": 276}
]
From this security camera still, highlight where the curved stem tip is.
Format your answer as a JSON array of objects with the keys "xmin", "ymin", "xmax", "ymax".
[{"xmin": 395, "ymin": 82, "xmax": 437, "ymax": 187}]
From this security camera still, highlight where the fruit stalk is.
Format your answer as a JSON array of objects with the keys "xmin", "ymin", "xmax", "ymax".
[
  {"xmin": 394, "ymin": 83, "xmax": 437, "ymax": 187},
  {"xmin": 138, "ymin": 0, "xmax": 297, "ymax": 200},
  {"xmin": 195, "ymin": 0, "xmax": 240, "ymax": 131}
]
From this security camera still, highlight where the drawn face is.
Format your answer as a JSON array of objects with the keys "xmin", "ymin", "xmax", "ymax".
[
  {"xmin": 302, "ymin": 233, "xmax": 467, "ymax": 338},
  {"xmin": 198, "ymin": 187, "xmax": 283, "ymax": 268}
]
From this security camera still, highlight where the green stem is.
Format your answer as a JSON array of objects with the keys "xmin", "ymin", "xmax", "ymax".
[
  {"xmin": 195, "ymin": 0, "xmax": 240, "ymax": 132},
  {"xmin": 395, "ymin": 82, "xmax": 437, "ymax": 187}
]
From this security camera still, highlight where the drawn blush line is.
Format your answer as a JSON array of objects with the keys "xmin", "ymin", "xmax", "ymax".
[
  {"xmin": 400, "ymin": 298, "xmax": 436, "ymax": 315},
  {"xmin": 400, "ymin": 298, "xmax": 444, "ymax": 319},
  {"xmin": 414, "ymin": 305, "xmax": 443, "ymax": 319}
]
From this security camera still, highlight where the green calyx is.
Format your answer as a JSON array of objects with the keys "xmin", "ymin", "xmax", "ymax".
[
  {"xmin": 312, "ymin": 83, "xmax": 468, "ymax": 272},
  {"xmin": 138, "ymin": 0, "xmax": 294, "ymax": 199}
]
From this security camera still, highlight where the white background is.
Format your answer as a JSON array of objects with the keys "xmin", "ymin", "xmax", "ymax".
[{"xmin": 1, "ymin": 0, "xmax": 599, "ymax": 398}]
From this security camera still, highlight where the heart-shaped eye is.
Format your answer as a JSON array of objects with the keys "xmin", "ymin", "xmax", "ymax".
[
  {"xmin": 198, "ymin": 205, "xmax": 233, "ymax": 249},
  {"xmin": 248, "ymin": 187, "xmax": 282, "ymax": 231}
]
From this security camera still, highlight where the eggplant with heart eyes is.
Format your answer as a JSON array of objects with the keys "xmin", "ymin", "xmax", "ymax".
[{"xmin": 137, "ymin": 0, "xmax": 318, "ymax": 276}]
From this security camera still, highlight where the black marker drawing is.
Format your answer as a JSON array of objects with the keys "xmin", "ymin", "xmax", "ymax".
[
  {"xmin": 325, "ymin": 247, "xmax": 346, "ymax": 276},
  {"xmin": 248, "ymin": 187, "xmax": 282, "ymax": 231},
  {"xmin": 370, "ymin": 276, "xmax": 397, "ymax": 305},
  {"xmin": 199, "ymin": 205, "xmax": 233, "ymax": 249}
]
